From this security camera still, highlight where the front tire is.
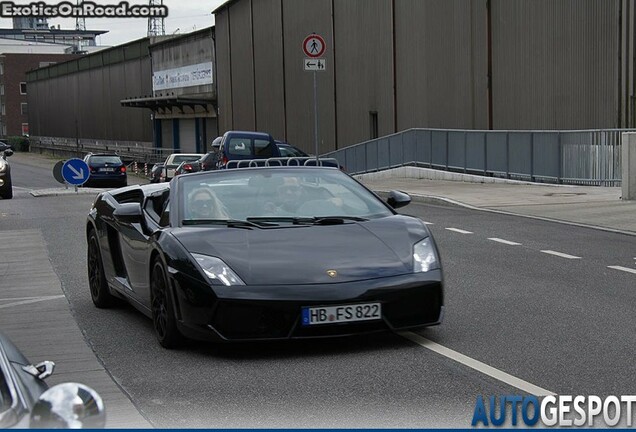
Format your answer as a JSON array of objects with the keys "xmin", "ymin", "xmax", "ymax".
[
  {"xmin": 151, "ymin": 259, "xmax": 182, "ymax": 348},
  {"xmin": 87, "ymin": 230, "xmax": 114, "ymax": 308},
  {"xmin": 0, "ymin": 176, "xmax": 12, "ymax": 199}
]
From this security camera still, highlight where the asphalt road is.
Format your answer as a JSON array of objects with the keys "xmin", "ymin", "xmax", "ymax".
[{"xmin": 2, "ymin": 157, "xmax": 635, "ymax": 427}]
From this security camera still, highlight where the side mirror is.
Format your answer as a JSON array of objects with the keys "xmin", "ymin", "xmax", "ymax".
[
  {"xmin": 113, "ymin": 203, "xmax": 142, "ymax": 224},
  {"xmin": 29, "ymin": 383, "xmax": 106, "ymax": 429},
  {"xmin": 387, "ymin": 190, "xmax": 411, "ymax": 209},
  {"xmin": 3, "ymin": 149, "xmax": 13, "ymax": 158}
]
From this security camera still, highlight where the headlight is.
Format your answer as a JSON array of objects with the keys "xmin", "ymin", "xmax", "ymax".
[
  {"xmin": 191, "ymin": 253, "xmax": 245, "ymax": 286},
  {"xmin": 0, "ymin": 161, "xmax": 6, "ymax": 173},
  {"xmin": 413, "ymin": 238, "xmax": 439, "ymax": 272}
]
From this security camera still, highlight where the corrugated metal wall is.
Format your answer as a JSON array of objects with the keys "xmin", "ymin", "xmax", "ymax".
[
  {"xmin": 492, "ymin": 0, "xmax": 620, "ymax": 129},
  {"xmin": 229, "ymin": 0, "xmax": 256, "ymax": 130},
  {"xmin": 215, "ymin": 9, "xmax": 233, "ymax": 132},
  {"xmin": 334, "ymin": 0, "xmax": 395, "ymax": 145},
  {"xmin": 394, "ymin": 0, "xmax": 488, "ymax": 130},
  {"xmin": 213, "ymin": 0, "xmax": 628, "ymax": 151},
  {"xmin": 27, "ymin": 46, "xmax": 152, "ymax": 142},
  {"xmin": 252, "ymin": 0, "xmax": 286, "ymax": 139},
  {"xmin": 281, "ymin": 0, "xmax": 336, "ymax": 154}
]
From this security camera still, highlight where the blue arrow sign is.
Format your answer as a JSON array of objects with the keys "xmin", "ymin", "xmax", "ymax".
[{"xmin": 62, "ymin": 158, "xmax": 90, "ymax": 185}]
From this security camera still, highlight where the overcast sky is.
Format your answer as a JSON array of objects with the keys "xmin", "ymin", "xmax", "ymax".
[{"xmin": 0, "ymin": 0, "xmax": 227, "ymax": 46}]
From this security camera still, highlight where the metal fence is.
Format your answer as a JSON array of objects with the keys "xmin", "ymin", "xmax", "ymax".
[
  {"xmin": 323, "ymin": 128, "xmax": 632, "ymax": 186},
  {"xmin": 29, "ymin": 136, "xmax": 174, "ymax": 164}
]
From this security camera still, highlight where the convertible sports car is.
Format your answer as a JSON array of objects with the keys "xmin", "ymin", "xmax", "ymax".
[{"xmin": 86, "ymin": 163, "xmax": 444, "ymax": 348}]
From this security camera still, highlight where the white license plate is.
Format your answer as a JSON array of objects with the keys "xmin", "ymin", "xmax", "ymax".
[
  {"xmin": 301, "ymin": 302, "xmax": 381, "ymax": 326},
  {"xmin": 100, "ymin": 168, "xmax": 115, "ymax": 172}
]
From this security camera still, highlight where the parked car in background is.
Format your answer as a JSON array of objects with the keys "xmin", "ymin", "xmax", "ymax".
[
  {"xmin": 0, "ymin": 141, "xmax": 13, "ymax": 152},
  {"xmin": 276, "ymin": 141, "xmax": 310, "ymax": 157},
  {"xmin": 174, "ymin": 160, "xmax": 202, "ymax": 177},
  {"xmin": 163, "ymin": 154, "xmax": 203, "ymax": 181},
  {"xmin": 149, "ymin": 163, "xmax": 165, "ymax": 183},
  {"xmin": 275, "ymin": 140, "xmax": 344, "ymax": 170},
  {"xmin": 216, "ymin": 131, "xmax": 281, "ymax": 169},
  {"xmin": 0, "ymin": 148, "xmax": 13, "ymax": 199},
  {"xmin": 83, "ymin": 153, "xmax": 127, "ymax": 188},
  {"xmin": 0, "ymin": 331, "xmax": 105, "ymax": 428}
]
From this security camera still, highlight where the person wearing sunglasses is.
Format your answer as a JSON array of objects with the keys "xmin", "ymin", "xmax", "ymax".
[{"xmin": 187, "ymin": 187, "xmax": 228, "ymax": 219}]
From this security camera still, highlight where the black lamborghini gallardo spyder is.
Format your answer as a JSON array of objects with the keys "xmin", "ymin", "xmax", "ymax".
[{"xmin": 86, "ymin": 165, "xmax": 444, "ymax": 348}]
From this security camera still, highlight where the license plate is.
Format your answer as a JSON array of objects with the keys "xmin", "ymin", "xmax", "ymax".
[
  {"xmin": 100, "ymin": 168, "xmax": 114, "ymax": 172},
  {"xmin": 301, "ymin": 302, "xmax": 381, "ymax": 326}
]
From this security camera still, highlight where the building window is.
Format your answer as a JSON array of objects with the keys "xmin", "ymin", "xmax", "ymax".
[
  {"xmin": 0, "ymin": 85, "xmax": 4, "ymax": 96},
  {"xmin": 20, "ymin": 103, "xmax": 27, "ymax": 114},
  {"xmin": 21, "ymin": 123, "xmax": 28, "ymax": 135},
  {"xmin": 369, "ymin": 111, "xmax": 378, "ymax": 139},
  {"xmin": 0, "ymin": 63, "xmax": 3, "ymax": 75},
  {"xmin": 20, "ymin": 82, "xmax": 26, "ymax": 94},
  {"xmin": 1, "ymin": 104, "xmax": 5, "ymax": 116},
  {"xmin": 2, "ymin": 125, "xmax": 6, "ymax": 136}
]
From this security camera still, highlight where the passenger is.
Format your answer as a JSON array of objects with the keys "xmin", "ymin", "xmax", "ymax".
[{"xmin": 187, "ymin": 187, "xmax": 228, "ymax": 219}]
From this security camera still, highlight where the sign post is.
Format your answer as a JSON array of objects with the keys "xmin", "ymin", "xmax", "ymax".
[{"xmin": 303, "ymin": 33, "xmax": 326, "ymax": 163}]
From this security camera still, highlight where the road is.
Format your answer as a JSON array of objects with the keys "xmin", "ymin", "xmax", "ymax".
[{"xmin": 1, "ymin": 155, "xmax": 635, "ymax": 427}]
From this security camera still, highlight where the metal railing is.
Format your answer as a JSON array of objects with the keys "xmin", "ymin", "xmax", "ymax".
[
  {"xmin": 29, "ymin": 136, "xmax": 175, "ymax": 164},
  {"xmin": 324, "ymin": 128, "xmax": 632, "ymax": 186}
]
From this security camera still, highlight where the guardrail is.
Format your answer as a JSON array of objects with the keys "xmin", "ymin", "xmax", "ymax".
[
  {"xmin": 29, "ymin": 136, "xmax": 174, "ymax": 164},
  {"xmin": 323, "ymin": 128, "xmax": 632, "ymax": 186}
]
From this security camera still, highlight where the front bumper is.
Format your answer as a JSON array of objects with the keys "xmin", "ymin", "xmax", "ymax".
[{"xmin": 170, "ymin": 270, "xmax": 444, "ymax": 342}]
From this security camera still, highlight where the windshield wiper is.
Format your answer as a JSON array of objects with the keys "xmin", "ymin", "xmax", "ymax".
[
  {"xmin": 182, "ymin": 219, "xmax": 273, "ymax": 228},
  {"xmin": 312, "ymin": 216, "xmax": 369, "ymax": 225},
  {"xmin": 246, "ymin": 216, "xmax": 368, "ymax": 226}
]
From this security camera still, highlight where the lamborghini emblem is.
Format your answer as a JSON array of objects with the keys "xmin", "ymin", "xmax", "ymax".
[{"xmin": 326, "ymin": 270, "xmax": 337, "ymax": 278}]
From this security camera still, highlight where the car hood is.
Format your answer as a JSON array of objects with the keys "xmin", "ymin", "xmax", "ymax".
[{"xmin": 172, "ymin": 215, "xmax": 430, "ymax": 285}]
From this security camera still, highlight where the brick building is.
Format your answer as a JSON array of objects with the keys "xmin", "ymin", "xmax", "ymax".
[{"xmin": 0, "ymin": 53, "xmax": 79, "ymax": 137}]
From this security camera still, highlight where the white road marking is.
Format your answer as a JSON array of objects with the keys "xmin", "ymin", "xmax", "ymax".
[
  {"xmin": 608, "ymin": 265, "xmax": 636, "ymax": 275},
  {"xmin": 488, "ymin": 238, "xmax": 521, "ymax": 246},
  {"xmin": 422, "ymin": 221, "xmax": 434, "ymax": 225},
  {"xmin": 399, "ymin": 331, "xmax": 555, "ymax": 396},
  {"xmin": 540, "ymin": 250, "xmax": 581, "ymax": 259},
  {"xmin": 11, "ymin": 186, "xmax": 31, "ymax": 190},
  {"xmin": 0, "ymin": 295, "xmax": 65, "ymax": 309},
  {"xmin": 445, "ymin": 228, "xmax": 473, "ymax": 234}
]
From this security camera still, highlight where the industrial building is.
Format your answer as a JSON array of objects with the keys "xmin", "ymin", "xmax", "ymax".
[
  {"xmin": 212, "ymin": 0, "xmax": 636, "ymax": 152},
  {"xmin": 23, "ymin": 0, "xmax": 636, "ymax": 156}
]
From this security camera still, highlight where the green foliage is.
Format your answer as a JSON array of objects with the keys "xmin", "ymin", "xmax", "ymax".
[{"xmin": 6, "ymin": 136, "xmax": 29, "ymax": 152}]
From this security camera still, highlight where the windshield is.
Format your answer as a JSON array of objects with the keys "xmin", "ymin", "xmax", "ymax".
[{"xmin": 179, "ymin": 169, "xmax": 392, "ymax": 225}]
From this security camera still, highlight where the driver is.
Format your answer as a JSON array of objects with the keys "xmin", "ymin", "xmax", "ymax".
[{"xmin": 264, "ymin": 177, "xmax": 304, "ymax": 215}]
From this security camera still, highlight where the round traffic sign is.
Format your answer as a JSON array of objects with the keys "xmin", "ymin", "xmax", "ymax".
[
  {"xmin": 303, "ymin": 34, "xmax": 326, "ymax": 58},
  {"xmin": 62, "ymin": 158, "xmax": 90, "ymax": 186}
]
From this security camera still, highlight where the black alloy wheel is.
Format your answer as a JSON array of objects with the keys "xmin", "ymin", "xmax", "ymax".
[
  {"xmin": 151, "ymin": 259, "xmax": 182, "ymax": 348},
  {"xmin": 87, "ymin": 230, "xmax": 114, "ymax": 308}
]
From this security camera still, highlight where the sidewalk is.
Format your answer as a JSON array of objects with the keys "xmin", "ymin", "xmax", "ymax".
[
  {"xmin": 357, "ymin": 170, "xmax": 636, "ymax": 235},
  {"xmin": 1, "ymin": 151, "xmax": 152, "ymax": 428}
]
